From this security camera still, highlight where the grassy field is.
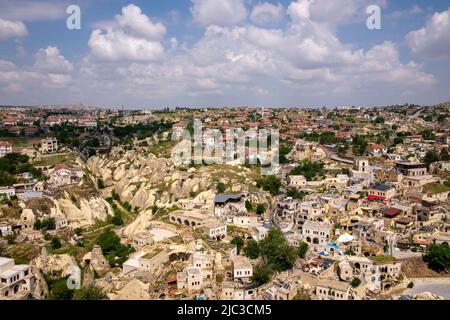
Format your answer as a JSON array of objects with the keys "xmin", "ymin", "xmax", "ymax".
[
  {"xmin": 423, "ymin": 183, "xmax": 450, "ymax": 194},
  {"xmin": 33, "ymin": 153, "xmax": 77, "ymax": 167},
  {"xmin": 2, "ymin": 137, "xmax": 41, "ymax": 148}
]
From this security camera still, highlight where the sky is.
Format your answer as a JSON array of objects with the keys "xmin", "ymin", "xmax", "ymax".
[{"xmin": 0, "ymin": 0, "xmax": 449, "ymax": 108}]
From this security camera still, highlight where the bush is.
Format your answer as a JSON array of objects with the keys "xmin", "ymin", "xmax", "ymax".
[{"xmin": 72, "ymin": 286, "xmax": 107, "ymax": 300}]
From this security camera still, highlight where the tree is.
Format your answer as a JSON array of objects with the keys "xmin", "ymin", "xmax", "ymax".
[
  {"xmin": 251, "ymin": 263, "xmax": 273, "ymax": 286},
  {"xmin": 243, "ymin": 240, "xmax": 260, "ymax": 260},
  {"xmin": 259, "ymin": 228, "xmax": 297, "ymax": 272},
  {"xmin": 245, "ymin": 200, "xmax": 253, "ymax": 212},
  {"xmin": 352, "ymin": 135, "xmax": 368, "ymax": 156},
  {"xmin": 46, "ymin": 276, "xmax": 74, "ymax": 300},
  {"xmin": 217, "ymin": 182, "xmax": 226, "ymax": 193},
  {"xmin": 51, "ymin": 237, "xmax": 62, "ymax": 250},
  {"xmin": 293, "ymin": 289, "xmax": 311, "ymax": 300},
  {"xmin": 351, "ymin": 278, "xmax": 361, "ymax": 288},
  {"xmin": 5, "ymin": 233, "xmax": 16, "ymax": 245},
  {"xmin": 423, "ymin": 243, "xmax": 450, "ymax": 272},
  {"xmin": 286, "ymin": 188, "xmax": 307, "ymax": 200},
  {"xmin": 97, "ymin": 179, "xmax": 105, "ymax": 189},
  {"xmin": 72, "ymin": 286, "xmax": 107, "ymax": 300},
  {"xmin": 0, "ymin": 241, "xmax": 10, "ymax": 257},
  {"xmin": 231, "ymin": 236, "xmax": 245, "ymax": 254},
  {"xmin": 289, "ymin": 161, "xmax": 325, "ymax": 181},
  {"xmin": 256, "ymin": 175, "xmax": 282, "ymax": 195},
  {"xmin": 34, "ymin": 217, "xmax": 56, "ymax": 231},
  {"xmin": 297, "ymin": 241, "xmax": 309, "ymax": 259},
  {"xmin": 256, "ymin": 204, "xmax": 265, "ymax": 215},
  {"xmin": 423, "ymin": 150, "xmax": 440, "ymax": 166},
  {"xmin": 96, "ymin": 229, "xmax": 132, "ymax": 267}
]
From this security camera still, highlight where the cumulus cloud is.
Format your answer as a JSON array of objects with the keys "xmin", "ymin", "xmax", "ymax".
[
  {"xmin": 0, "ymin": 0, "xmax": 66, "ymax": 21},
  {"xmin": 0, "ymin": 18, "xmax": 27, "ymax": 40},
  {"xmin": 88, "ymin": 4, "xmax": 166, "ymax": 62},
  {"xmin": 293, "ymin": 0, "xmax": 387, "ymax": 27},
  {"xmin": 116, "ymin": 4, "xmax": 166, "ymax": 40},
  {"xmin": 0, "ymin": 1, "xmax": 440, "ymax": 107},
  {"xmin": 34, "ymin": 46, "xmax": 74, "ymax": 74},
  {"xmin": 250, "ymin": 2, "xmax": 284, "ymax": 25},
  {"xmin": 190, "ymin": 0, "xmax": 247, "ymax": 27},
  {"xmin": 406, "ymin": 6, "xmax": 450, "ymax": 58}
]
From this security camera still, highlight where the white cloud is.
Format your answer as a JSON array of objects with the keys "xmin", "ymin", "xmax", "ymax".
[
  {"xmin": 0, "ymin": 1, "xmax": 440, "ymax": 107},
  {"xmin": 250, "ymin": 2, "xmax": 284, "ymax": 25},
  {"xmin": 34, "ymin": 46, "xmax": 74, "ymax": 74},
  {"xmin": 88, "ymin": 4, "xmax": 166, "ymax": 62},
  {"xmin": 406, "ymin": 6, "xmax": 450, "ymax": 58},
  {"xmin": 288, "ymin": 0, "xmax": 387, "ymax": 27},
  {"xmin": 116, "ymin": 4, "xmax": 166, "ymax": 40},
  {"xmin": 0, "ymin": 0, "xmax": 66, "ymax": 21},
  {"xmin": 190, "ymin": 0, "xmax": 247, "ymax": 27},
  {"xmin": 0, "ymin": 18, "xmax": 27, "ymax": 40}
]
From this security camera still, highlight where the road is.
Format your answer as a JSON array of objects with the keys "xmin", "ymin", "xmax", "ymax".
[{"xmin": 402, "ymin": 278, "xmax": 450, "ymax": 299}]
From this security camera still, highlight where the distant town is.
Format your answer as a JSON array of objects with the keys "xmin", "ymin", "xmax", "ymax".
[{"xmin": 0, "ymin": 102, "xmax": 449, "ymax": 300}]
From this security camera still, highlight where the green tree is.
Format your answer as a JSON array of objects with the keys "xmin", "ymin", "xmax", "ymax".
[
  {"xmin": 289, "ymin": 161, "xmax": 325, "ymax": 181},
  {"xmin": 245, "ymin": 200, "xmax": 253, "ymax": 212},
  {"xmin": 97, "ymin": 179, "xmax": 105, "ymax": 189},
  {"xmin": 217, "ymin": 182, "xmax": 226, "ymax": 193},
  {"xmin": 259, "ymin": 228, "xmax": 297, "ymax": 272},
  {"xmin": 256, "ymin": 204, "xmax": 265, "ymax": 215},
  {"xmin": 231, "ymin": 236, "xmax": 245, "ymax": 254},
  {"xmin": 351, "ymin": 278, "xmax": 361, "ymax": 288},
  {"xmin": 96, "ymin": 229, "xmax": 132, "ymax": 267},
  {"xmin": 5, "ymin": 233, "xmax": 16, "ymax": 245},
  {"xmin": 72, "ymin": 286, "xmax": 108, "ymax": 300},
  {"xmin": 424, "ymin": 150, "xmax": 440, "ymax": 166},
  {"xmin": 51, "ymin": 237, "xmax": 62, "ymax": 250},
  {"xmin": 0, "ymin": 241, "xmax": 9, "ymax": 257},
  {"xmin": 243, "ymin": 239, "xmax": 260, "ymax": 260},
  {"xmin": 423, "ymin": 243, "xmax": 450, "ymax": 272},
  {"xmin": 286, "ymin": 188, "xmax": 307, "ymax": 200},
  {"xmin": 256, "ymin": 175, "xmax": 282, "ymax": 195},
  {"xmin": 251, "ymin": 263, "xmax": 273, "ymax": 286},
  {"xmin": 297, "ymin": 241, "xmax": 309, "ymax": 259},
  {"xmin": 46, "ymin": 276, "xmax": 74, "ymax": 300}
]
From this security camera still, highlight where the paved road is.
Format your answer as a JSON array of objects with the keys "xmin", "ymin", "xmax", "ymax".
[{"xmin": 402, "ymin": 278, "xmax": 450, "ymax": 299}]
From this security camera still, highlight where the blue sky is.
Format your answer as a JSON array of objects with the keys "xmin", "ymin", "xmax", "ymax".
[{"xmin": 0, "ymin": 0, "xmax": 449, "ymax": 108}]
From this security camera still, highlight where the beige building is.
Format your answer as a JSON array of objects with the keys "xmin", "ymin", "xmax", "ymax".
[
  {"xmin": 315, "ymin": 279, "xmax": 351, "ymax": 300},
  {"xmin": 40, "ymin": 138, "xmax": 58, "ymax": 154},
  {"xmin": 0, "ymin": 257, "xmax": 34, "ymax": 299}
]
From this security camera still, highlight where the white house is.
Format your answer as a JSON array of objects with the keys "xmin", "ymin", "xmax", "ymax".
[{"xmin": 0, "ymin": 257, "xmax": 34, "ymax": 299}]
